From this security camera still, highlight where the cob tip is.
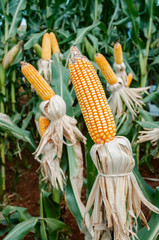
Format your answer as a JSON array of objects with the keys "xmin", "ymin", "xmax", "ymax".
[
  {"xmin": 114, "ymin": 42, "xmax": 122, "ymax": 50},
  {"xmin": 20, "ymin": 61, "xmax": 28, "ymax": 67},
  {"xmin": 70, "ymin": 46, "xmax": 87, "ymax": 64}
]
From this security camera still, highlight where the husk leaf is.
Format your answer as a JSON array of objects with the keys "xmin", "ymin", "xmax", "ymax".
[{"xmin": 85, "ymin": 136, "xmax": 159, "ymax": 240}]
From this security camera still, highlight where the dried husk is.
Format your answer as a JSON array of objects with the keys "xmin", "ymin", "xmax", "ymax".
[
  {"xmin": 39, "ymin": 142, "xmax": 65, "ymax": 190},
  {"xmin": 137, "ymin": 128, "xmax": 159, "ymax": 146},
  {"xmin": 84, "ymin": 136, "xmax": 159, "ymax": 240},
  {"xmin": 108, "ymin": 77, "xmax": 149, "ymax": 119},
  {"xmin": 74, "ymin": 142, "xmax": 84, "ymax": 196},
  {"xmin": 2, "ymin": 40, "xmax": 23, "ymax": 70},
  {"xmin": 38, "ymin": 59, "xmax": 52, "ymax": 84},
  {"xmin": 113, "ymin": 62, "xmax": 128, "ymax": 86},
  {"xmin": 34, "ymin": 95, "xmax": 86, "ymax": 190}
]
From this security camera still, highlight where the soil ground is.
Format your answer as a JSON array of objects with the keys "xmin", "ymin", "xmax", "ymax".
[{"xmin": 0, "ymin": 150, "xmax": 159, "ymax": 240}]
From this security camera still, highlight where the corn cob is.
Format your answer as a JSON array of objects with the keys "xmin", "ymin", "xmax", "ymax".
[
  {"xmin": 39, "ymin": 115, "xmax": 50, "ymax": 137},
  {"xmin": 2, "ymin": 40, "xmax": 23, "ymax": 70},
  {"xmin": 42, "ymin": 33, "xmax": 51, "ymax": 60},
  {"xmin": 33, "ymin": 43, "xmax": 42, "ymax": 58},
  {"xmin": 95, "ymin": 53, "xmax": 118, "ymax": 85},
  {"xmin": 50, "ymin": 32, "xmax": 61, "ymax": 54},
  {"xmin": 21, "ymin": 62, "xmax": 55, "ymax": 100},
  {"xmin": 69, "ymin": 47, "xmax": 116, "ymax": 144},
  {"xmin": 114, "ymin": 42, "xmax": 123, "ymax": 65},
  {"xmin": 127, "ymin": 73, "xmax": 133, "ymax": 87}
]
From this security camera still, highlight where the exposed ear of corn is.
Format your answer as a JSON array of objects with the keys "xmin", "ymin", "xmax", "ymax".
[
  {"xmin": 69, "ymin": 47, "xmax": 159, "ymax": 240},
  {"xmin": 69, "ymin": 47, "xmax": 116, "ymax": 144},
  {"xmin": 2, "ymin": 40, "xmax": 23, "ymax": 70},
  {"xmin": 21, "ymin": 61, "xmax": 55, "ymax": 100},
  {"xmin": 113, "ymin": 42, "xmax": 128, "ymax": 86},
  {"xmin": 98, "ymin": 42, "xmax": 150, "ymax": 119},
  {"xmin": 95, "ymin": 53, "xmax": 118, "ymax": 85},
  {"xmin": 114, "ymin": 42, "xmax": 123, "ymax": 65},
  {"xmin": 35, "ymin": 95, "xmax": 86, "ymax": 190},
  {"xmin": 127, "ymin": 73, "xmax": 133, "ymax": 87},
  {"xmin": 21, "ymin": 60, "xmax": 86, "ymax": 190},
  {"xmin": 39, "ymin": 115, "xmax": 50, "ymax": 137},
  {"xmin": 42, "ymin": 33, "xmax": 51, "ymax": 60},
  {"xmin": 50, "ymin": 32, "xmax": 61, "ymax": 54}
]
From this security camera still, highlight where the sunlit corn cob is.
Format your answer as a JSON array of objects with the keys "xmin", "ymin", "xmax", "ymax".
[
  {"xmin": 69, "ymin": 47, "xmax": 116, "ymax": 144},
  {"xmin": 127, "ymin": 73, "xmax": 133, "ymax": 87},
  {"xmin": 21, "ymin": 62, "xmax": 55, "ymax": 100},
  {"xmin": 39, "ymin": 115, "xmax": 50, "ymax": 137},
  {"xmin": 114, "ymin": 42, "xmax": 123, "ymax": 65},
  {"xmin": 95, "ymin": 53, "xmax": 118, "ymax": 85},
  {"xmin": 50, "ymin": 32, "xmax": 61, "ymax": 54},
  {"xmin": 42, "ymin": 33, "xmax": 51, "ymax": 60}
]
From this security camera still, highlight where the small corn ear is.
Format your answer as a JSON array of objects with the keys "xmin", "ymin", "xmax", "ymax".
[
  {"xmin": 127, "ymin": 73, "xmax": 133, "ymax": 87},
  {"xmin": 21, "ymin": 62, "xmax": 55, "ymax": 100},
  {"xmin": 114, "ymin": 42, "xmax": 123, "ymax": 65},
  {"xmin": 33, "ymin": 43, "xmax": 42, "ymax": 58},
  {"xmin": 50, "ymin": 32, "xmax": 61, "ymax": 54},
  {"xmin": 39, "ymin": 115, "xmax": 50, "ymax": 137},
  {"xmin": 95, "ymin": 53, "xmax": 118, "ymax": 85},
  {"xmin": 42, "ymin": 33, "xmax": 51, "ymax": 60}
]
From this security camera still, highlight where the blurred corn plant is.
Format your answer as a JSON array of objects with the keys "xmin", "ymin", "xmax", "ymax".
[{"xmin": 0, "ymin": 0, "xmax": 159, "ymax": 239}]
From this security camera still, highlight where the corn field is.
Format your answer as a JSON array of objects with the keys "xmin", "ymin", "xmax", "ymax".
[{"xmin": 0, "ymin": 0, "xmax": 159, "ymax": 239}]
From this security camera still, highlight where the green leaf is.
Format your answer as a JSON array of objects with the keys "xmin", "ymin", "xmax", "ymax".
[
  {"xmin": 138, "ymin": 108, "xmax": 153, "ymax": 122},
  {"xmin": 73, "ymin": 103, "xmax": 81, "ymax": 118},
  {"xmin": 84, "ymin": 37, "xmax": 96, "ymax": 61},
  {"xmin": 66, "ymin": 144, "xmax": 92, "ymax": 238},
  {"xmin": 12, "ymin": 31, "xmax": 46, "ymax": 65},
  {"xmin": 136, "ymin": 120, "xmax": 159, "ymax": 129},
  {"xmin": 3, "ymin": 217, "xmax": 38, "ymax": 240},
  {"xmin": 143, "ymin": 90, "xmax": 159, "ymax": 103},
  {"xmin": 0, "ymin": 113, "xmax": 36, "ymax": 150},
  {"xmin": 67, "ymin": 145, "xmax": 79, "ymax": 178},
  {"xmin": 42, "ymin": 190, "xmax": 60, "ymax": 219},
  {"xmin": 51, "ymin": 59, "xmax": 73, "ymax": 116},
  {"xmin": 137, "ymin": 188, "xmax": 159, "ymax": 240},
  {"xmin": 21, "ymin": 112, "xmax": 32, "ymax": 130},
  {"xmin": 65, "ymin": 178, "xmax": 84, "ymax": 232},
  {"xmin": 2, "ymin": 206, "xmax": 31, "ymax": 222},
  {"xmin": 124, "ymin": 56, "xmax": 138, "ymax": 81},
  {"xmin": 150, "ymin": 55, "xmax": 159, "ymax": 65},
  {"xmin": 118, "ymin": 112, "xmax": 133, "ymax": 135},
  {"xmin": 86, "ymin": 134, "xmax": 97, "ymax": 197},
  {"xmin": 24, "ymin": 31, "xmax": 47, "ymax": 50},
  {"xmin": 133, "ymin": 166, "xmax": 154, "ymax": 203},
  {"xmin": 8, "ymin": 0, "xmax": 27, "ymax": 38},
  {"xmin": 44, "ymin": 218, "xmax": 71, "ymax": 234},
  {"xmin": 73, "ymin": 22, "xmax": 100, "ymax": 45}
]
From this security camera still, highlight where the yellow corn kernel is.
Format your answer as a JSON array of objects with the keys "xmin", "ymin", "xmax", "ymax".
[
  {"xmin": 39, "ymin": 115, "xmax": 50, "ymax": 137},
  {"xmin": 95, "ymin": 53, "xmax": 118, "ymax": 85},
  {"xmin": 69, "ymin": 47, "xmax": 116, "ymax": 144},
  {"xmin": 114, "ymin": 42, "xmax": 123, "ymax": 65},
  {"xmin": 127, "ymin": 73, "xmax": 133, "ymax": 87},
  {"xmin": 21, "ymin": 62, "xmax": 55, "ymax": 100},
  {"xmin": 50, "ymin": 32, "xmax": 60, "ymax": 54},
  {"xmin": 42, "ymin": 33, "xmax": 51, "ymax": 60}
]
